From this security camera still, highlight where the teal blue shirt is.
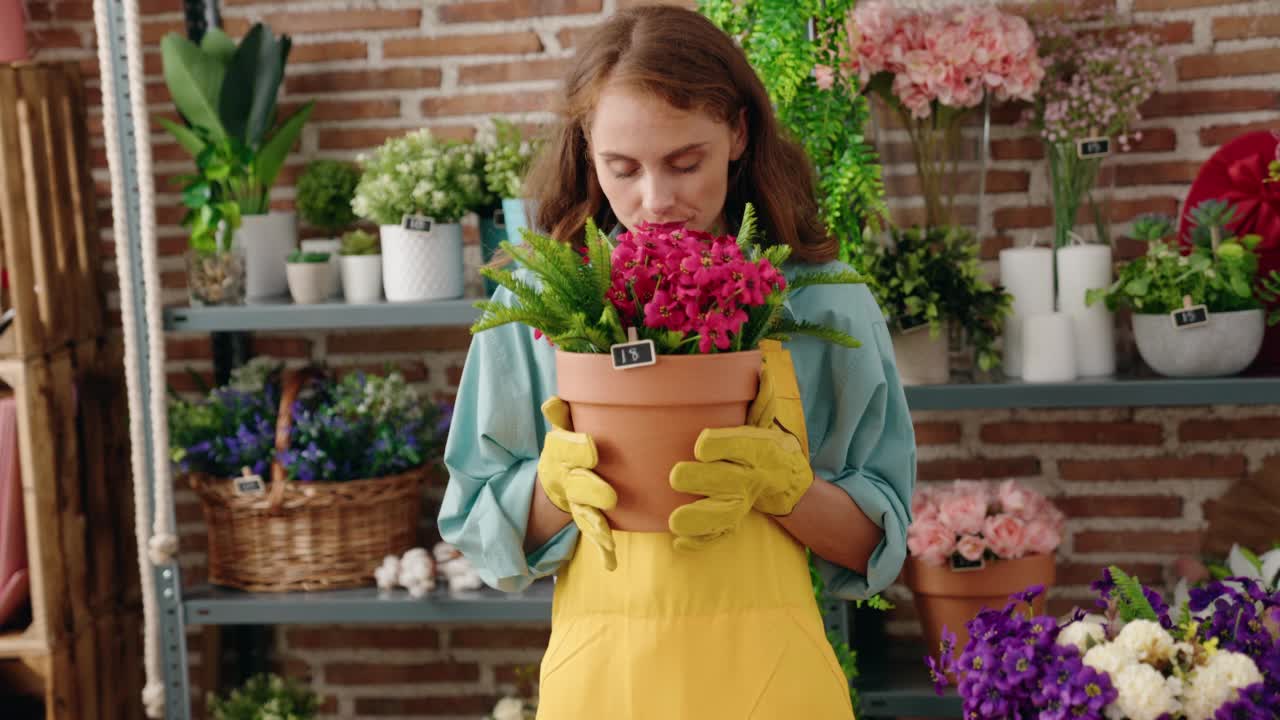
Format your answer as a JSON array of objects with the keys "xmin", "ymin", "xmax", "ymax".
[{"xmin": 438, "ymin": 261, "xmax": 917, "ymax": 600}]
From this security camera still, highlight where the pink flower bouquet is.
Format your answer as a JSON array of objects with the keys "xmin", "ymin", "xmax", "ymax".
[
  {"xmin": 847, "ymin": 1, "xmax": 1044, "ymax": 231},
  {"xmin": 908, "ymin": 479, "xmax": 1066, "ymax": 568}
]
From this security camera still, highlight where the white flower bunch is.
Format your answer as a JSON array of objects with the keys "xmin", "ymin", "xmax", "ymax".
[
  {"xmin": 352, "ymin": 128, "xmax": 489, "ymax": 225},
  {"xmin": 1064, "ymin": 618, "xmax": 1263, "ymax": 720},
  {"xmin": 488, "ymin": 696, "xmax": 536, "ymax": 720},
  {"xmin": 476, "ymin": 117, "xmax": 539, "ymax": 200}
]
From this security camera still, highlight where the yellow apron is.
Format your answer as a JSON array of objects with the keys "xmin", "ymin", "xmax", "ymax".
[{"xmin": 536, "ymin": 511, "xmax": 855, "ymax": 719}]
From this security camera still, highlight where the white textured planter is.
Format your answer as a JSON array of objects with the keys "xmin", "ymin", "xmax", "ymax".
[
  {"xmin": 286, "ymin": 263, "xmax": 336, "ymax": 305},
  {"xmin": 891, "ymin": 322, "xmax": 950, "ymax": 385},
  {"xmin": 341, "ymin": 254, "xmax": 383, "ymax": 304},
  {"xmin": 379, "ymin": 223, "xmax": 464, "ymax": 302},
  {"xmin": 1132, "ymin": 309, "xmax": 1264, "ymax": 378},
  {"xmin": 235, "ymin": 211, "xmax": 297, "ymax": 298}
]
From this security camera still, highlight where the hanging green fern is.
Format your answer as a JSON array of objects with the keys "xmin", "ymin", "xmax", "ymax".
[
  {"xmin": 1108, "ymin": 566, "xmax": 1160, "ymax": 624},
  {"xmin": 701, "ymin": 0, "xmax": 886, "ymax": 266}
]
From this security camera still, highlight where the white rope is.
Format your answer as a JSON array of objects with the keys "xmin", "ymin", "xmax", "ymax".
[{"xmin": 90, "ymin": 0, "xmax": 168, "ymax": 715}]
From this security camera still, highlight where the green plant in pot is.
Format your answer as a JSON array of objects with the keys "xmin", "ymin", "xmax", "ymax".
[
  {"xmin": 160, "ymin": 24, "xmax": 314, "ymax": 300},
  {"xmin": 1087, "ymin": 205, "xmax": 1280, "ymax": 378},
  {"xmin": 284, "ymin": 249, "xmax": 333, "ymax": 305},
  {"xmin": 351, "ymin": 129, "xmax": 488, "ymax": 301},
  {"xmin": 207, "ymin": 673, "xmax": 318, "ymax": 720},
  {"xmin": 864, "ymin": 226, "xmax": 1011, "ymax": 384},
  {"xmin": 296, "ymin": 158, "xmax": 360, "ymax": 239},
  {"xmin": 477, "ymin": 118, "xmax": 541, "ymax": 295},
  {"xmin": 338, "ymin": 229, "xmax": 383, "ymax": 304}
]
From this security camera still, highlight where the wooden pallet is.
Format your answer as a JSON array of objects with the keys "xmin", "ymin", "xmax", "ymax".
[
  {"xmin": 0, "ymin": 62, "xmax": 105, "ymax": 360},
  {"xmin": 0, "ymin": 337, "xmax": 140, "ymax": 719}
]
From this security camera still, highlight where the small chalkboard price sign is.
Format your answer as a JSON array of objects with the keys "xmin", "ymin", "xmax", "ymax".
[
  {"xmin": 1171, "ymin": 295, "xmax": 1210, "ymax": 330},
  {"xmin": 611, "ymin": 327, "xmax": 657, "ymax": 370},
  {"xmin": 898, "ymin": 314, "xmax": 929, "ymax": 335},
  {"xmin": 1076, "ymin": 136, "xmax": 1111, "ymax": 159},
  {"xmin": 234, "ymin": 467, "xmax": 266, "ymax": 496},
  {"xmin": 951, "ymin": 554, "xmax": 986, "ymax": 572},
  {"xmin": 402, "ymin": 214, "xmax": 434, "ymax": 233}
]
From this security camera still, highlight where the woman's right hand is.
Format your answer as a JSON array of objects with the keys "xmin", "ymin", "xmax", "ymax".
[{"xmin": 537, "ymin": 397, "xmax": 618, "ymax": 571}]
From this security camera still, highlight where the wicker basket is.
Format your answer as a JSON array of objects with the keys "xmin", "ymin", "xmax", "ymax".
[{"xmin": 190, "ymin": 368, "xmax": 424, "ymax": 592}]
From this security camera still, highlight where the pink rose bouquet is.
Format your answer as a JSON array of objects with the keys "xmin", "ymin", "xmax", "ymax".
[
  {"xmin": 473, "ymin": 204, "xmax": 865, "ymax": 355},
  {"xmin": 847, "ymin": 1, "xmax": 1044, "ymax": 231},
  {"xmin": 908, "ymin": 479, "xmax": 1065, "ymax": 568}
]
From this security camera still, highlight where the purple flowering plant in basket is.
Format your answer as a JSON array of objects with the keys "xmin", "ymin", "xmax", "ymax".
[{"xmin": 927, "ymin": 566, "xmax": 1280, "ymax": 720}]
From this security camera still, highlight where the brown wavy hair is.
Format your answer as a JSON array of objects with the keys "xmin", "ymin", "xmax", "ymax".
[{"xmin": 524, "ymin": 5, "xmax": 836, "ymax": 264}]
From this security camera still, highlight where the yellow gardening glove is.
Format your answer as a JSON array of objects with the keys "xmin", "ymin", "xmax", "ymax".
[
  {"xmin": 537, "ymin": 396, "xmax": 618, "ymax": 571},
  {"xmin": 667, "ymin": 342, "xmax": 814, "ymax": 550}
]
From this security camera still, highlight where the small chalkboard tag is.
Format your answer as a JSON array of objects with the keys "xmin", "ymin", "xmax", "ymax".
[
  {"xmin": 1076, "ymin": 136, "xmax": 1111, "ymax": 159},
  {"xmin": 234, "ymin": 467, "xmax": 266, "ymax": 496},
  {"xmin": 402, "ymin": 214, "xmax": 434, "ymax": 233},
  {"xmin": 611, "ymin": 327, "xmax": 657, "ymax": 370},
  {"xmin": 1171, "ymin": 297, "xmax": 1210, "ymax": 330},
  {"xmin": 493, "ymin": 209, "xmax": 506, "ymax": 229},
  {"xmin": 898, "ymin": 314, "xmax": 929, "ymax": 335},
  {"xmin": 951, "ymin": 554, "xmax": 986, "ymax": 572}
]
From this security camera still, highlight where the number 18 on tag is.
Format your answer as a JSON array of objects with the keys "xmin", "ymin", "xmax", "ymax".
[{"xmin": 611, "ymin": 327, "xmax": 657, "ymax": 369}]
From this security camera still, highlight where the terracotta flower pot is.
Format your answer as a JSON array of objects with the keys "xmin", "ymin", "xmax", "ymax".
[
  {"xmin": 555, "ymin": 349, "xmax": 761, "ymax": 532},
  {"xmin": 903, "ymin": 553, "xmax": 1056, "ymax": 662}
]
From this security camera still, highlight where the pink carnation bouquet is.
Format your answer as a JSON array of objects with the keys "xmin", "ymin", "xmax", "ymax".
[
  {"xmin": 847, "ymin": 1, "xmax": 1044, "ymax": 230},
  {"xmin": 908, "ymin": 479, "xmax": 1065, "ymax": 568},
  {"xmin": 472, "ymin": 204, "xmax": 864, "ymax": 355}
]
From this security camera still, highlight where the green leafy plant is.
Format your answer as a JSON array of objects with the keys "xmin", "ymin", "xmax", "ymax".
[
  {"xmin": 206, "ymin": 673, "xmax": 318, "ymax": 720},
  {"xmin": 478, "ymin": 117, "xmax": 540, "ymax": 202},
  {"xmin": 339, "ymin": 229, "xmax": 379, "ymax": 256},
  {"xmin": 864, "ymin": 226, "xmax": 1011, "ymax": 371},
  {"xmin": 286, "ymin": 250, "xmax": 330, "ymax": 264},
  {"xmin": 1130, "ymin": 212, "xmax": 1175, "ymax": 243},
  {"xmin": 1106, "ymin": 566, "xmax": 1160, "ymax": 624},
  {"xmin": 1087, "ymin": 207, "xmax": 1280, "ymax": 323},
  {"xmin": 699, "ymin": 0, "xmax": 885, "ymax": 266},
  {"xmin": 177, "ymin": 128, "xmax": 250, "ymax": 253},
  {"xmin": 473, "ymin": 205, "xmax": 863, "ymax": 354},
  {"xmin": 296, "ymin": 159, "xmax": 360, "ymax": 233},
  {"xmin": 352, "ymin": 129, "xmax": 489, "ymax": 225},
  {"xmin": 158, "ymin": 24, "xmax": 314, "ymax": 219}
]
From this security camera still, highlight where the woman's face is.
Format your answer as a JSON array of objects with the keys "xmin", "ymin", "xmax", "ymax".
[{"xmin": 588, "ymin": 83, "xmax": 746, "ymax": 234}]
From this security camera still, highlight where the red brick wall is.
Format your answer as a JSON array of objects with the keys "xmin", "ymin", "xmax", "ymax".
[{"xmin": 26, "ymin": 0, "xmax": 1280, "ymax": 716}]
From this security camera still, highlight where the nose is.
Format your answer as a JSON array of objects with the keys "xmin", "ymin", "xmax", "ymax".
[{"xmin": 641, "ymin": 174, "xmax": 677, "ymax": 218}]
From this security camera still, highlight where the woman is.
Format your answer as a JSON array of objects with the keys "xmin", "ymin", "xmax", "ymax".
[{"xmin": 439, "ymin": 6, "xmax": 915, "ymax": 718}]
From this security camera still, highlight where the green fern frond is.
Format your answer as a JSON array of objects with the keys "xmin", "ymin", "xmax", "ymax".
[
  {"xmin": 470, "ymin": 304, "xmax": 554, "ymax": 335},
  {"xmin": 737, "ymin": 202, "xmax": 759, "ymax": 251},
  {"xmin": 1108, "ymin": 566, "xmax": 1159, "ymax": 624},
  {"xmin": 773, "ymin": 319, "xmax": 860, "ymax": 348},
  {"xmin": 789, "ymin": 269, "xmax": 866, "ymax": 291},
  {"xmin": 764, "ymin": 244, "xmax": 792, "ymax": 268}
]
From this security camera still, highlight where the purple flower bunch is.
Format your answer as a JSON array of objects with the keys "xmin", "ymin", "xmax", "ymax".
[
  {"xmin": 608, "ymin": 222, "xmax": 786, "ymax": 353},
  {"xmin": 928, "ymin": 568, "xmax": 1280, "ymax": 720},
  {"xmin": 927, "ymin": 586, "xmax": 1118, "ymax": 719},
  {"xmin": 170, "ymin": 382, "xmax": 281, "ymax": 478}
]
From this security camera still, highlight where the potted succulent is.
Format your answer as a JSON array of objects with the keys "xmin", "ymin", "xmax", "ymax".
[
  {"xmin": 338, "ymin": 229, "xmax": 382, "ymax": 303},
  {"xmin": 864, "ymin": 226, "xmax": 1011, "ymax": 384},
  {"xmin": 297, "ymin": 158, "xmax": 361, "ymax": 297},
  {"xmin": 474, "ymin": 206, "xmax": 862, "ymax": 531},
  {"xmin": 352, "ymin": 129, "xmax": 488, "ymax": 302},
  {"xmin": 207, "ymin": 673, "xmax": 318, "ymax": 720},
  {"xmin": 284, "ymin": 249, "xmax": 334, "ymax": 305},
  {"xmin": 905, "ymin": 479, "xmax": 1065, "ymax": 665},
  {"xmin": 159, "ymin": 24, "xmax": 314, "ymax": 300},
  {"xmin": 1087, "ymin": 205, "xmax": 1280, "ymax": 377}
]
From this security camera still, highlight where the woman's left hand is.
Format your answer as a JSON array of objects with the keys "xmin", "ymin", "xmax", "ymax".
[{"xmin": 667, "ymin": 347, "xmax": 814, "ymax": 550}]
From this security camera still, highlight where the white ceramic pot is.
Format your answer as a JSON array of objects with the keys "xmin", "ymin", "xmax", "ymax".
[
  {"xmin": 286, "ymin": 262, "xmax": 336, "ymax": 305},
  {"xmin": 235, "ymin": 211, "xmax": 297, "ymax": 299},
  {"xmin": 891, "ymin": 322, "xmax": 950, "ymax": 385},
  {"xmin": 300, "ymin": 238, "xmax": 342, "ymax": 298},
  {"xmin": 341, "ymin": 254, "xmax": 383, "ymax": 303},
  {"xmin": 1132, "ymin": 309, "xmax": 1264, "ymax": 378},
  {"xmin": 379, "ymin": 222, "xmax": 464, "ymax": 302}
]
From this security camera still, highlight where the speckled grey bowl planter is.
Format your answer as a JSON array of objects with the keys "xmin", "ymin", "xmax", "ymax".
[{"xmin": 1132, "ymin": 309, "xmax": 1264, "ymax": 377}]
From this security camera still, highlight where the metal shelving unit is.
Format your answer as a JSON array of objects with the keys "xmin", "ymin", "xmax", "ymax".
[{"xmin": 164, "ymin": 296, "xmax": 480, "ymax": 332}]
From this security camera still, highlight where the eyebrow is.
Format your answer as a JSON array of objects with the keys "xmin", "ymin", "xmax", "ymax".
[{"xmin": 598, "ymin": 142, "xmax": 709, "ymax": 162}]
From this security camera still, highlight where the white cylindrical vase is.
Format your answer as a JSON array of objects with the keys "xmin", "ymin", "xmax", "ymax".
[
  {"xmin": 1056, "ymin": 244, "xmax": 1115, "ymax": 376},
  {"xmin": 999, "ymin": 246, "xmax": 1054, "ymax": 377},
  {"xmin": 235, "ymin": 211, "xmax": 297, "ymax": 299},
  {"xmin": 380, "ymin": 222, "xmax": 464, "ymax": 302},
  {"xmin": 1021, "ymin": 312, "xmax": 1078, "ymax": 383},
  {"xmin": 341, "ymin": 254, "xmax": 383, "ymax": 304}
]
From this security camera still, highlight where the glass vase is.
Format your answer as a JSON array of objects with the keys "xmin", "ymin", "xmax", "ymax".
[
  {"xmin": 1045, "ymin": 140, "xmax": 1116, "ymax": 248},
  {"xmin": 186, "ymin": 248, "xmax": 246, "ymax": 306}
]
